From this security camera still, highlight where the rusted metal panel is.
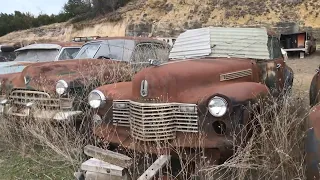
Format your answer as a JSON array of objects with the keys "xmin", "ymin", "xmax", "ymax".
[
  {"xmin": 169, "ymin": 27, "xmax": 270, "ymax": 60},
  {"xmin": 169, "ymin": 28, "xmax": 211, "ymax": 59},
  {"xmin": 130, "ymin": 58, "xmax": 256, "ymax": 103},
  {"xmin": 306, "ymin": 105, "xmax": 320, "ymax": 180},
  {"xmin": 209, "ymin": 27, "xmax": 270, "ymax": 59}
]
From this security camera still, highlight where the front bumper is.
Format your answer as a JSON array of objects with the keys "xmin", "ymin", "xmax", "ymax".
[
  {"xmin": 0, "ymin": 89, "xmax": 83, "ymax": 121},
  {"xmin": 94, "ymin": 123, "xmax": 233, "ymax": 153},
  {"xmin": 0, "ymin": 97, "xmax": 82, "ymax": 121},
  {"xmin": 3, "ymin": 106, "xmax": 82, "ymax": 121}
]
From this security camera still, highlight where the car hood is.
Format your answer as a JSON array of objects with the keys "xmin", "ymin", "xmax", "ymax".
[
  {"xmin": 10, "ymin": 59, "xmax": 133, "ymax": 95},
  {"xmin": 130, "ymin": 58, "xmax": 255, "ymax": 103},
  {"xmin": 0, "ymin": 61, "xmax": 35, "ymax": 75}
]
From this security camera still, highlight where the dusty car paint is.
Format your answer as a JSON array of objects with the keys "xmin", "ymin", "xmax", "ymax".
[{"xmin": 89, "ymin": 27, "xmax": 294, "ymax": 165}]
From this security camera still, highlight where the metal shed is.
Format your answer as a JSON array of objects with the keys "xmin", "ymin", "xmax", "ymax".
[{"xmin": 169, "ymin": 27, "xmax": 271, "ymax": 60}]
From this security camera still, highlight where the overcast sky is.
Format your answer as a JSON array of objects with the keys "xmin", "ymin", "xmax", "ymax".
[{"xmin": 0, "ymin": 0, "xmax": 67, "ymax": 15}]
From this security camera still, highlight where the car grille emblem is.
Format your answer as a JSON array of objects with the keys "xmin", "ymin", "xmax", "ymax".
[
  {"xmin": 140, "ymin": 80, "xmax": 148, "ymax": 97},
  {"xmin": 24, "ymin": 76, "xmax": 31, "ymax": 86}
]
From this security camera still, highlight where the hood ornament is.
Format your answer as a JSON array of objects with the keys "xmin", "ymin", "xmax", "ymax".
[
  {"xmin": 140, "ymin": 80, "xmax": 148, "ymax": 97},
  {"xmin": 24, "ymin": 75, "xmax": 31, "ymax": 86}
]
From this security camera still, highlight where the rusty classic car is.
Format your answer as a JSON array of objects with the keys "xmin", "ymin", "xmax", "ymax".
[
  {"xmin": 306, "ymin": 66, "xmax": 320, "ymax": 180},
  {"xmin": 0, "ymin": 37, "xmax": 170, "ymax": 122},
  {"xmin": 86, "ymin": 27, "xmax": 294, "ymax": 172},
  {"xmin": 0, "ymin": 42, "xmax": 83, "ymax": 75}
]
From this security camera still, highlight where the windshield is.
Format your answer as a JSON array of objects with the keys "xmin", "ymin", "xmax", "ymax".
[
  {"xmin": 75, "ymin": 40, "xmax": 136, "ymax": 60},
  {"xmin": 14, "ymin": 49, "xmax": 59, "ymax": 62},
  {"xmin": 131, "ymin": 43, "xmax": 169, "ymax": 63},
  {"xmin": 57, "ymin": 47, "xmax": 80, "ymax": 60},
  {"xmin": 75, "ymin": 43, "xmax": 101, "ymax": 59},
  {"xmin": 74, "ymin": 40, "xmax": 169, "ymax": 63}
]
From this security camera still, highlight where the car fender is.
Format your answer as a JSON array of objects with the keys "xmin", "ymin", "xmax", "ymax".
[
  {"xmin": 306, "ymin": 105, "xmax": 320, "ymax": 180},
  {"xmin": 194, "ymin": 82, "xmax": 270, "ymax": 106}
]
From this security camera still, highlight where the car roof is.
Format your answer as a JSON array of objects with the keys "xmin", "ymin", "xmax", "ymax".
[
  {"xmin": 92, "ymin": 36, "xmax": 168, "ymax": 44},
  {"xmin": 15, "ymin": 42, "xmax": 83, "ymax": 52}
]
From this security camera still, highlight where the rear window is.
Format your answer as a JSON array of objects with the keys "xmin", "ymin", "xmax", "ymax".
[
  {"xmin": 58, "ymin": 47, "xmax": 80, "ymax": 60},
  {"xmin": 14, "ymin": 49, "xmax": 59, "ymax": 62}
]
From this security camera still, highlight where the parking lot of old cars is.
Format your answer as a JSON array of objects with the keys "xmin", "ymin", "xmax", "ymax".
[{"xmin": 0, "ymin": 27, "xmax": 319, "ymax": 180}]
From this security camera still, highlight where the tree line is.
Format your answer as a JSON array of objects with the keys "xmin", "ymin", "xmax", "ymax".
[{"xmin": 0, "ymin": 0, "xmax": 130, "ymax": 37}]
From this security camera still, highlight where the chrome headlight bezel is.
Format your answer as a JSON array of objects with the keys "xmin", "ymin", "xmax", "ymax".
[
  {"xmin": 88, "ymin": 90, "xmax": 106, "ymax": 109},
  {"xmin": 208, "ymin": 96, "xmax": 228, "ymax": 117},
  {"xmin": 56, "ymin": 80, "xmax": 68, "ymax": 95}
]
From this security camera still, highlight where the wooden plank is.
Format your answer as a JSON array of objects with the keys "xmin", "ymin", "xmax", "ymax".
[
  {"xmin": 84, "ymin": 145, "xmax": 132, "ymax": 168},
  {"xmin": 137, "ymin": 155, "xmax": 171, "ymax": 180},
  {"xmin": 81, "ymin": 158, "xmax": 124, "ymax": 177},
  {"xmin": 85, "ymin": 171, "xmax": 128, "ymax": 180}
]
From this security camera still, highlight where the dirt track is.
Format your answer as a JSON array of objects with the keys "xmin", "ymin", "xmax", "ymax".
[{"xmin": 286, "ymin": 50, "xmax": 320, "ymax": 96}]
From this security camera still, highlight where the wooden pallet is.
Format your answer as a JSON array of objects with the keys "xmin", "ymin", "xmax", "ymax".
[{"xmin": 75, "ymin": 145, "xmax": 171, "ymax": 180}]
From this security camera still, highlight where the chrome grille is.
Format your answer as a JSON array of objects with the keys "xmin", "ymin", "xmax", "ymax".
[
  {"xmin": 112, "ymin": 100, "xmax": 198, "ymax": 141},
  {"xmin": 9, "ymin": 89, "xmax": 70, "ymax": 110}
]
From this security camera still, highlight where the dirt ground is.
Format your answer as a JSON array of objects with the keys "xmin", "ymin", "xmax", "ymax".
[{"xmin": 286, "ymin": 50, "xmax": 320, "ymax": 96}]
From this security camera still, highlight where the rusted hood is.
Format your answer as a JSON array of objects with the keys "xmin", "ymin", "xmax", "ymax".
[
  {"xmin": 10, "ymin": 59, "xmax": 131, "ymax": 94},
  {"xmin": 131, "ymin": 58, "xmax": 254, "ymax": 103}
]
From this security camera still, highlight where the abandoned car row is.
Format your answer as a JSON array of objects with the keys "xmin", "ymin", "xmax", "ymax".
[{"xmin": 0, "ymin": 27, "xmax": 319, "ymax": 179}]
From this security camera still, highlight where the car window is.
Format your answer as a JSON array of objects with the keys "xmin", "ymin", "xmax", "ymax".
[
  {"xmin": 131, "ymin": 43, "xmax": 169, "ymax": 63},
  {"xmin": 93, "ymin": 40, "xmax": 135, "ymax": 61},
  {"xmin": 75, "ymin": 43, "xmax": 101, "ymax": 59},
  {"xmin": 14, "ymin": 49, "xmax": 60, "ymax": 62},
  {"xmin": 57, "ymin": 47, "xmax": 81, "ymax": 60}
]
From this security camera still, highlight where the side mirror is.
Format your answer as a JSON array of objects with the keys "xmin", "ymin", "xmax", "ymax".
[{"xmin": 281, "ymin": 48, "xmax": 288, "ymax": 62}]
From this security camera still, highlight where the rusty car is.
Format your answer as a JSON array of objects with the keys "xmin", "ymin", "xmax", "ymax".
[
  {"xmin": 0, "ymin": 37, "xmax": 170, "ymax": 123},
  {"xmin": 306, "ymin": 66, "xmax": 320, "ymax": 180},
  {"xmin": 84, "ymin": 27, "xmax": 294, "ymax": 177}
]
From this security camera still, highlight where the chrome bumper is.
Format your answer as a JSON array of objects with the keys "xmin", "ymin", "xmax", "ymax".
[
  {"xmin": 4, "ymin": 107, "xmax": 82, "ymax": 121},
  {"xmin": 2, "ymin": 89, "xmax": 80, "ymax": 121},
  {"xmin": 0, "ymin": 97, "xmax": 82, "ymax": 121}
]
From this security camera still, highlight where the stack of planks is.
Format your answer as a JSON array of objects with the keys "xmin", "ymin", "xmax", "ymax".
[{"xmin": 75, "ymin": 145, "xmax": 171, "ymax": 180}]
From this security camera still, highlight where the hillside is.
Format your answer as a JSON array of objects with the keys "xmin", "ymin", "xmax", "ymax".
[{"xmin": 1, "ymin": 0, "xmax": 320, "ymax": 44}]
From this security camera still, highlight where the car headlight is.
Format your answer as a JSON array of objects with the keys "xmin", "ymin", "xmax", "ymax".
[
  {"xmin": 208, "ymin": 96, "xmax": 228, "ymax": 117},
  {"xmin": 56, "ymin": 80, "xmax": 68, "ymax": 95},
  {"xmin": 88, "ymin": 90, "xmax": 106, "ymax": 109}
]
